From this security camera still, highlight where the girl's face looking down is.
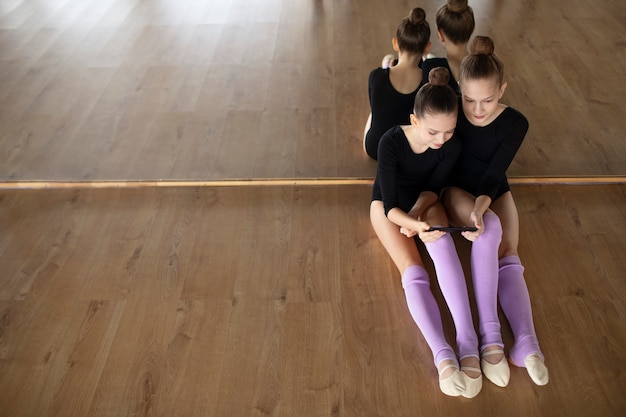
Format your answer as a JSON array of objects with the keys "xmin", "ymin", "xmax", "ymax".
[
  {"xmin": 460, "ymin": 78, "xmax": 507, "ymax": 126},
  {"xmin": 411, "ymin": 112, "xmax": 457, "ymax": 150}
]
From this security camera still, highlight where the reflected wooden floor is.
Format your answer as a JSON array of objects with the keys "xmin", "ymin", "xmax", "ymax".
[
  {"xmin": 0, "ymin": 0, "xmax": 625, "ymax": 181},
  {"xmin": 0, "ymin": 184, "xmax": 625, "ymax": 416}
]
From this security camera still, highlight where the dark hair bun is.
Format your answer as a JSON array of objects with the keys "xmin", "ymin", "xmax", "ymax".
[
  {"xmin": 428, "ymin": 67, "xmax": 451, "ymax": 86},
  {"xmin": 447, "ymin": 0, "xmax": 469, "ymax": 14},
  {"xmin": 470, "ymin": 36, "xmax": 495, "ymax": 55},
  {"xmin": 408, "ymin": 7, "xmax": 426, "ymax": 25}
]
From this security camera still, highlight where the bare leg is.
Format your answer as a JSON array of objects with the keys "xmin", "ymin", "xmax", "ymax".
[{"xmin": 490, "ymin": 191, "xmax": 519, "ymax": 259}]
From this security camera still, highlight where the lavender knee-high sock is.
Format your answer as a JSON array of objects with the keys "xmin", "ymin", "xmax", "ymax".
[
  {"xmin": 471, "ymin": 212, "xmax": 503, "ymax": 350},
  {"xmin": 425, "ymin": 234, "xmax": 479, "ymax": 360},
  {"xmin": 498, "ymin": 255, "xmax": 543, "ymax": 366},
  {"xmin": 402, "ymin": 265, "xmax": 457, "ymax": 367}
]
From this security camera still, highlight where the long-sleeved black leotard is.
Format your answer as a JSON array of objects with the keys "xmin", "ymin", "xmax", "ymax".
[
  {"xmin": 365, "ymin": 68, "xmax": 420, "ymax": 160},
  {"xmin": 451, "ymin": 103, "xmax": 529, "ymax": 201},
  {"xmin": 372, "ymin": 125, "xmax": 462, "ymax": 215}
]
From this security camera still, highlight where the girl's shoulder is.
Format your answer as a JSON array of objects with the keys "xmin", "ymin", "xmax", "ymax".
[
  {"xmin": 500, "ymin": 106, "xmax": 527, "ymax": 121},
  {"xmin": 369, "ymin": 67, "xmax": 418, "ymax": 95},
  {"xmin": 379, "ymin": 125, "xmax": 407, "ymax": 144},
  {"xmin": 497, "ymin": 106, "xmax": 529, "ymax": 130},
  {"xmin": 380, "ymin": 125, "xmax": 413, "ymax": 148},
  {"xmin": 377, "ymin": 125, "xmax": 410, "ymax": 161},
  {"xmin": 369, "ymin": 67, "xmax": 390, "ymax": 82}
]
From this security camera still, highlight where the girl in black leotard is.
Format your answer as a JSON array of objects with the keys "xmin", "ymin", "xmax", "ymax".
[
  {"xmin": 363, "ymin": 8, "xmax": 431, "ymax": 161},
  {"xmin": 441, "ymin": 36, "xmax": 549, "ymax": 388},
  {"xmin": 370, "ymin": 67, "xmax": 482, "ymax": 398}
]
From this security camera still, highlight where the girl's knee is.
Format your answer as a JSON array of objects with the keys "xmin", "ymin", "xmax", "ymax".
[
  {"xmin": 440, "ymin": 187, "xmax": 459, "ymax": 207},
  {"xmin": 423, "ymin": 202, "xmax": 448, "ymax": 225},
  {"xmin": 479, "ymin": 212, "xmax": 502, "ymax": 245}
]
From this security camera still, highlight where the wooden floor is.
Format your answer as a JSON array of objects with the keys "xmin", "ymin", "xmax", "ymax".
[
  {"xmin": 0, "ymin": 184, "xmax": 625, "ymax": 416},
  {"xmin": 1, "ymin": 1, "xmax": 626, "ymax": 416}
]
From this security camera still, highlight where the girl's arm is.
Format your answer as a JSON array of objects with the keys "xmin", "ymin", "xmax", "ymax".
[
  {"xmin": 477, "ymin": 110, "xmax": 528, "ymax": 200},
  {"xmin": 426, "ymin": 134, "xmax": 462, "ymax": 193},
  {"xmin": 388, "ymin": 206, "xmax": 430, "ymax": 233},
  {"xmin": 388, "ymin": 205, "xmax": 445, "ymax": 243},
  {"xmin": 472, "ymin": 194, "xmax": 493, "ymax": 220},
  {"xmin": 400, "ymin": 190, "xmax": 444, "ymax": 241},
  {"xmin": 460, "ymin": 194, "xmax": 493, "ymax": 241}
]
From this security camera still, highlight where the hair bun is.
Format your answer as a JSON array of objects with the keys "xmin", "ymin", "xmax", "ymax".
[
  {"xmin": 447, "ymin": 0, "xmax": 469, "ymax": 14},
  {"xmin": 428, "ymin": 67, "xmax": 451, "ymax": 86},
  {"xmin": 470, "ymin": 35, "xmax": 495, "ymax": 55},
  {"xmin": 408, "ymin": 7, "xmax": 426, "ymax": 25}
]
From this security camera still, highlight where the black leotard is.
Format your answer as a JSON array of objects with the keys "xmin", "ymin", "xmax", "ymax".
[
  {"xmin": 451, "ymin": 103, "xmax": 529, "ymax": 201},
  {"xmin": 372, "ymin": 125, "xmax": 462, "ymax": 214},
  {"xmin": 364, "ymin": 68, "xmax": 419, "ymax": 160}
]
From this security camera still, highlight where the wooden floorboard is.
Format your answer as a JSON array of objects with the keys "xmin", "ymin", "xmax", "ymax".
[
  {"xmin": 0, "ymin": 0, "xmax": 625, "ymax": 181},
  {"xmin": 0, "ymin": 184, "xmax": 624, "ymax": 416}
]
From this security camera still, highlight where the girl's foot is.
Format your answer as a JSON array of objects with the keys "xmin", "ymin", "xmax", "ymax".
[
  {"xmin": 381, "ymin": 54, "xmax": 396, "ymax": 69},
  {"xmin": 460, "ymin": 356, "xmax": 482, "ymax": 398},
  {"xmin": 438, "ymin": 359, "xmax": 465, "ymax": 397},
  {"xmin": 524, "ymin": 355, "xmax": 549, "ymax": 386},
  {"xmin": 481, "ymin": 346, "xmax": 510, "ymax": 387}
]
